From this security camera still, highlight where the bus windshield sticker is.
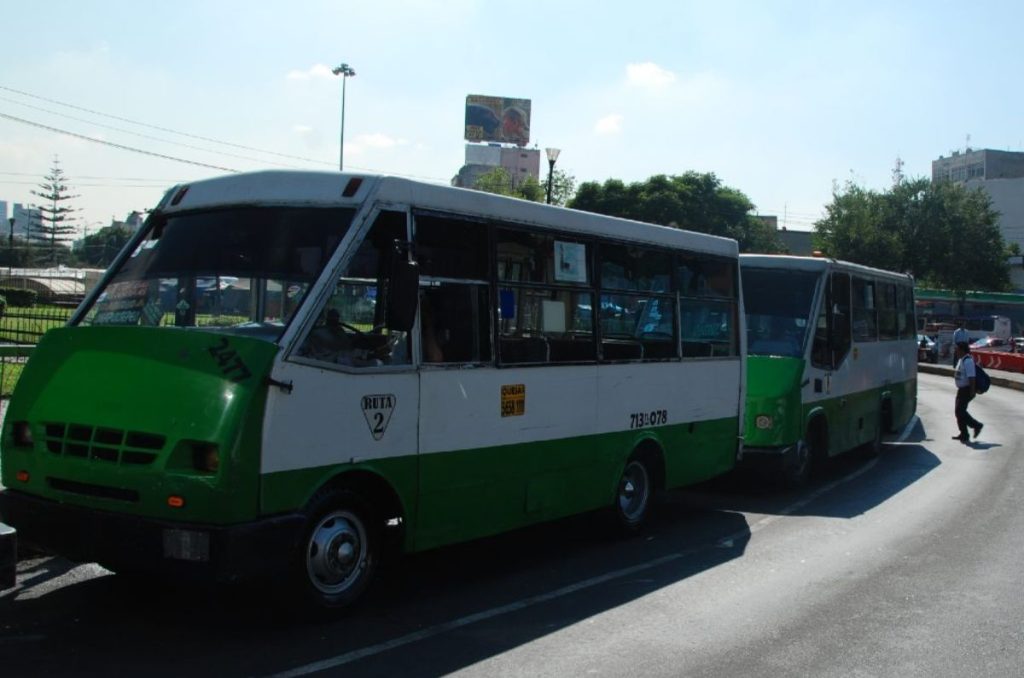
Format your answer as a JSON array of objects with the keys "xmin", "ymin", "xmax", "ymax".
[
  {"xmin": 501, "ymin": 384, "xmax": 526, "ymax": 417},
  {"xmin": 362, "ymin": 394, "xmax": 396, "ymax": 441}
]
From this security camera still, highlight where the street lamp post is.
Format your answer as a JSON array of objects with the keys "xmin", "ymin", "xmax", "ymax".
[
  {"xmin": 332, "ymin": 63, "xmax": 356, "ymax": 171},
  {"xmin": 545, "ymin": 147, "xmax": 561, "ymax": 205},
  {"xmin": 7, "ymin": 217, "xmax": 14, "ymax": 278}
]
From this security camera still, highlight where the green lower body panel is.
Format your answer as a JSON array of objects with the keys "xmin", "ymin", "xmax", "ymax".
[{"xmin": 260, "ymin": 416, "xmax": 739, "ymax": 553}]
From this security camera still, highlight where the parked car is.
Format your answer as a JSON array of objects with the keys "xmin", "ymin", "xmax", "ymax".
[
  {"xmin": 970, "ymin": 336, "xmax": 1012, "ymax": 352},
  {"xmin": 917, "ymin": 334, "xmax": 938, "ymax": 363},
  {"xmin": 1012, "ymin": 337, "xmax": 1024, "ymax": 354}
]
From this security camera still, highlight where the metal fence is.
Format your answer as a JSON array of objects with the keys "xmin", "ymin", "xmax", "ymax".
[
  {"xmin": 0, "ymin": 305, "xmax": 76, "ymax": 397},
  {"xmin": 0, "ymin": 305, "xmax": 75, "ymax": 346}
]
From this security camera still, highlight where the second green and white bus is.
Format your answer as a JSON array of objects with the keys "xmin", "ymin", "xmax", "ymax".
[
  {"xmin": 739, "ymin": 255, "xmax": 917, "ymax": 487},
  {"xmin": 0, "ymin": 171, "xmax": 744, "ymax": 610}
]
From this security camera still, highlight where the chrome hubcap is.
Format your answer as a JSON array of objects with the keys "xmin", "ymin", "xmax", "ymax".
[
  {"xmin": 618, "ymin": 461, "xmax": 650, "ymax": 522},
  {"xmin": 306, "ymin": 510, "xmax": 366, "ymax": 595}
]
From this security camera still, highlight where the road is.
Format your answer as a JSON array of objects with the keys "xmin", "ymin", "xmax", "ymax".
[{"xmin": 1, "ymin": 371, "xmax": 1022, "ymax": 677}]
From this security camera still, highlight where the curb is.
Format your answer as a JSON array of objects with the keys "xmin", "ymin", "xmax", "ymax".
[{"xmin": 918, "ymin": 363, "xmax": 1024, "ymax": 392}]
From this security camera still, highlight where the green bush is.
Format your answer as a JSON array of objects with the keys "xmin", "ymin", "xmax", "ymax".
[
  {"xmin": 0, "ymin": 288, "xmax": 38, "ymax": 307},
  {"xmin": 0, "ymin": 295, "xmax": 6, "ymax": 318}
]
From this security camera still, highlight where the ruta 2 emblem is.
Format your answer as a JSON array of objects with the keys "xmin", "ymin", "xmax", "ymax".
[{"xmin": 362, "ymin": 394, "xmax": 396, "ymax": 441}]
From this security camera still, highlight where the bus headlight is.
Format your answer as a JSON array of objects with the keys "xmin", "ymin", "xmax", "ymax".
[
  {"xmin": 191, "ymin": 443, "xmax": 220, "ymax": 473},
  {"xmin": 12, "ymin": 421, "xmax": 33, "ymax": 447},
  {"xmin": 755, "ymin": 415, "xmax": 773, "ymax": 430}
]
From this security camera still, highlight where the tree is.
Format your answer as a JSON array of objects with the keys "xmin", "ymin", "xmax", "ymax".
[
  {"xmin": 73, "ymin": 223, "xmax": 134, "ymax": 267},
  {"xmin": 473, "ymin": 167, "xmax": 544, "ymax": 202},
  {"xmin": 30, "ymin": 157, "xmax": 79, "ymax": 265},
  {"xmin": 544, "ymin": 168, "xmax": 577, "ymax": 207},
  {"xmin": 569, "ymin": 172, "xmax": 784, "ymax": 253},
  {"xmin": 0, "ymin": 236, "xmax": 40, "ymax": 269},
  {"xmin": 814, "ymin": 177, "xmax": 1011, "ymax": 291},
  {"xmin": 472, "ymin": 167, "xmax": 577, "ymax": 206}
]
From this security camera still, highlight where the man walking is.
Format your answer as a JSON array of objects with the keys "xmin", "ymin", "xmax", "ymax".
[
  {"xmin": 952, "ymin": 342, "xmax": 983, "ymax": 443},
  {"xmin": 952, "ymin": 321, "xmax": 969, "ymax": 365}
]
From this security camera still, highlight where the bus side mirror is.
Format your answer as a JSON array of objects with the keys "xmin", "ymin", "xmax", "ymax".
[{"xmin": 387, "ymin": 258, "xmax": 419, "ymax": 332}]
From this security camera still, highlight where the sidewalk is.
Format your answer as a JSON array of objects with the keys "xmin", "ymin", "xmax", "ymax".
[{"xmin": 918, "ymin": 361, "xmax": 1024, "ymax": 392}]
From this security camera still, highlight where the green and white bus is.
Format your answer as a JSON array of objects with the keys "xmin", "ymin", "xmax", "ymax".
[
  {"xmin": 739, "ymin": 255, "xmax": 917, "ymax": 487},
  {"xmin": 0, "ymin": 171, "xmax": 744, "ymax": 609}
]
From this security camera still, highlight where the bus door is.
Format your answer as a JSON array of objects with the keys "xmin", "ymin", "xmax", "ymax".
[
  {"xmin": 262, "ymin": 209, "xmax": 421, "ymax": 509},
  {"xmin": 808, "ymin": 271, "xmax": 853, "ymax": 453}
]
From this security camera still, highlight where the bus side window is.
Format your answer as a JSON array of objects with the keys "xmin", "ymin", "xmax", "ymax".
[
  {"xmin": 297, "ymin": 210, "xmax": 412, "ymax": 367},
  {"xmin": 420, "ymin": 284, "xmax": 491, "ymax": 364},
  {"xmin": 829, "ymin": 272, "xmax": 852, "ymax": 367}
]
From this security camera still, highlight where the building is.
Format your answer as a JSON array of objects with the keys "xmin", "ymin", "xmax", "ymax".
[
  {"xmin": 932, "ymin": 148, "xmax": 1024, "ymax": 251},
  {"xmin": 10, "ymin": 203, "xmax": 42, "ymax": 238},
  {"xmin": 776, "ymin": 227, "xmax": 815, "ymax": 256},
  {"xmin": 452, "ymin": 144, "xmax": 541, "ymax": 190}
]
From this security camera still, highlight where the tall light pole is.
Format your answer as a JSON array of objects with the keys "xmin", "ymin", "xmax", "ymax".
[
  {"xmin": 7, "ymin": 217, "xmax": 14, "ymax": 278},
  {"xmin": 332, "ymin": 63, "xmax": 356, "ymax": 171},
  {"xmin": 545, "ymin": 147, "xmax": 561, "ymax": 205}
]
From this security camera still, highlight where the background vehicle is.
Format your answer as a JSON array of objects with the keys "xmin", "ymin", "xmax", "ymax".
[
  {"xmin": 740, "ymin": 255, "xmax": 917, "ymax": 487},
  {"xmin": 917, "ymin": 334, "xmax": 938, "ymax": 363},
  {"xmin": 0, "ymin": 171, "xmax": 746, "ymax": 611},
  {"xmin": 971, "ymin": 336, "xmax": 1012, "ymax": 352}
]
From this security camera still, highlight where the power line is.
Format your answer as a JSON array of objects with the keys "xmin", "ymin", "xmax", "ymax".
[
  {"xmin": 0, "ymin": 83, "xmax": 332, "ymax": 166},
  {"xmin": 0, "ymin": 84, "xmax": 454, "ymax": 184},
  {"xmin": 0, "ymin": 112, "xmax": 239, "ymax": 173},
  {"xmin": 0, "ymin": 96, "xmax": 309, "ymax": 170}
]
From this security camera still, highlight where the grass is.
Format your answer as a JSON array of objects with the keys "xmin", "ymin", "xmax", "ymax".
[{"xmin": 0, "ymin": 361, "xmax": 25, "ymax": 397}]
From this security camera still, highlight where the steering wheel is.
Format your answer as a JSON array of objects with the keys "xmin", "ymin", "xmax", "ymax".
[{"xmin": 339, "ymin": 322, "xmax": 367, "ymax": 337}]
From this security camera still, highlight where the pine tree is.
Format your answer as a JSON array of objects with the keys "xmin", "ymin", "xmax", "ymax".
[{"xmin": 30, "ymin": 157, "xmax": 79, "ymax": 265}]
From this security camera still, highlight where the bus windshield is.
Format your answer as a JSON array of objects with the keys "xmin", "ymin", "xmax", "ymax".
[
  {"xmin": 79, "ymin": 206, "xmax": 355, "ymax": 342},
  {"xmin": 742, "ymin": 267, "xmax": 820, "ymax": 357}
]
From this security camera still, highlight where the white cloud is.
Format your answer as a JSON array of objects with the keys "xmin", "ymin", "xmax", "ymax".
[
  {"xmin": 594, "ymin": 114, "xmax": 624, "ymax": 136},
  {"xmin": 354, "ymin": 133, "xmax": 408, "ymax": 150},
  {"xmin": 292, "ymin": 124, "xmax": 313, "ymax": 134},
  {"xmin": 286, "ymin": 64, "xmax": 336, "ymax": 81},
  {"xmin": 626, "ymin": 62, "xmax": 677, "ymax": 89}
]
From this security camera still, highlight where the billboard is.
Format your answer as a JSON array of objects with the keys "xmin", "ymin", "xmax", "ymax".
[{"xmin": 464, "ymin": 95, "xmax": 531, "ymax": 146}]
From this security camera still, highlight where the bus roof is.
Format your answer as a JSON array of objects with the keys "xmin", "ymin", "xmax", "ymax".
[
  {"xmin": 159, "ymin": 170, "xmax": 739, "ymax": 259},
  {"xmin": 740, "ymin": 254, "xmax": 913, "ymax": 283}
]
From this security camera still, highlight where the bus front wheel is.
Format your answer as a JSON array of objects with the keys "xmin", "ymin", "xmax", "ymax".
[
  {"xmin": 294, "ymin": 488, "xmax": 379, "ymax": 612},
  {"xmin": 780, "ymin": 439, "xmax": 811, "ymax": 489}
]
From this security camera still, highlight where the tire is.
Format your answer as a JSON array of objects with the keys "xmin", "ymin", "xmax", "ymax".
[
  {"xmin": 614, "ymin": 453, "xmax": 655, "ymax": 533},
  {"xmin": 293, "ymin": 488, "xmax": 379, "ymax": 612},
  {"xmin": 778, "ymin": 439, "xmax": 811, "ymax": 489},
  {"xmin": 862, "ymin": 411, "xmax": 884, "ymax": 458}
]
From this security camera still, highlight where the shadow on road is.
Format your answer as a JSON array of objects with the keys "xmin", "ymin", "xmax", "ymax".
[
  {"xmin": 682, "ymin": 416, "xmax": 941, "ymax": 521},
  {"xmin": 0, "ymin": 500, "xmax": 752, "ymax": 677}
]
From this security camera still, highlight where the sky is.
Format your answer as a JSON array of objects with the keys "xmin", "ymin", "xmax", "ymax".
[{"xmin": 2, "ymin": 0, "xmax": 1024, "ymax": 235}]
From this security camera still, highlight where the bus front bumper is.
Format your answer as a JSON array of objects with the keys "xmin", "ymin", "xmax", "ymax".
[{"xmin": 0, "ymin": 489, "xmax": 305, "ymax": 583}]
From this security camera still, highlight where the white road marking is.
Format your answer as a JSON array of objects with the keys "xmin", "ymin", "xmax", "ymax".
[{"xmin": 268, "ymin": 416, "xmax": 922, "ymax": 677}]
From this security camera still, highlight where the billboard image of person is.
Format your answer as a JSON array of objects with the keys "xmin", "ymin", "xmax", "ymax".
[{"xmin": 465, "ymin": 95, "xmax": 531, "ymax": 146}]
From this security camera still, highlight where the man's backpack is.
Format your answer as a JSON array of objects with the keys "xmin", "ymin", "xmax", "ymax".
[{"xmin": 974, "ymin": 362, "xmax": 991, "ymax": 394}]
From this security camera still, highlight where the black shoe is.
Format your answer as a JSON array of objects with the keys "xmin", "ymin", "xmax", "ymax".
[
  {"xmin": 952, "ymin": 434, "xmax": 968, "ymax": 442},
  {"xmin": 973, "ymin": 423, "xmax": 983, "ymax": 440}
]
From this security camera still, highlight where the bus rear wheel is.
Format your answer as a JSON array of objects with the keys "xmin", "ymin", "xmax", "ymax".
[
  {"xmin": 294, "ymin": 488, "xmax": 379, "ymax": 612},
  {"xmin": 862, "ymin": 410, "xmax": 885, "ymax": 458},
  {"xmin": 614, "ymin": 453, "xmax": 655, "ymax": 533}
]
